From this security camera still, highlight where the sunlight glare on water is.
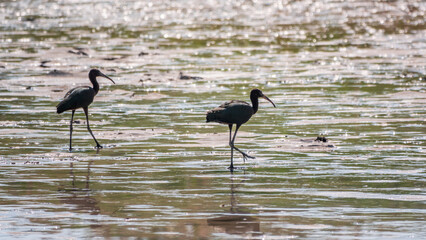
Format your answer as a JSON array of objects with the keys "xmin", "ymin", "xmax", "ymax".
[{"xmin": 0, "ymin": 0, "xmax": 425, "ymax": 239}]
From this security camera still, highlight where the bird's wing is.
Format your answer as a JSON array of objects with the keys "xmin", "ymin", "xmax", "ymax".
[
  {"xmin": 56, "ymin": 86, "xmax": 95, "ymax": 113},
  {"xmin": 63, "ymin": 86, "xmax": 90, "ymax": 98},
  {"xmin": 206, "ymin": 100, "xmax": 253, "ymax": 124},
  {"xmin": 207, "ymin": 100, "xmax": 245, "ymax": 114},
  {"xmin": 219, "ymin": 100, "xmax": 250, "ymax": 108}
]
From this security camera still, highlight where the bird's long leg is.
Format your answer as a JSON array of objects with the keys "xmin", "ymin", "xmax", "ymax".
[
  {"xmin": 228, "ymin": 124, "xmax": 234, "ymax": 172},
  {"xmin": 83, "ymin": 107, "xmax": 102, "ymax": 149},
  {"xmin": 230, "ymin": 124, "xmax": 255, "ymax": 162},
  {"xmin": 69, "ymin": 110, "xmax": 75, "ymax": 151}
]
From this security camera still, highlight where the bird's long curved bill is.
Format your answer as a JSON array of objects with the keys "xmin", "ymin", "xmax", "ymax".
[
  {"xmin": 262, "ymin": 95, "xmax": 276, "ymax": 107},
  {"xmin": 100, "ymin": 73, "xmax": 115, "ymax": 84}
]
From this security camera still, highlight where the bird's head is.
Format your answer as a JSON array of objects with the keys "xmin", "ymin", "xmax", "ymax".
[
  {"xmin": 251, "ymin": 89, "xmax": 276, "ymax": 107},
  {"xmin": 89, "ymin": 69, "xmax": 115, "ymax": 84}
]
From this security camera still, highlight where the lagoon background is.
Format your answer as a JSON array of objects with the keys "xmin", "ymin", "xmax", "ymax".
[{"xmin": 0, "ymin": 0, "xmax": 425, "ymax": 239}]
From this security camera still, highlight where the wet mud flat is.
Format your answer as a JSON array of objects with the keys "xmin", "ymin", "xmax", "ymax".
[{"xmin": 0, "ymin": 0, "xmax": 425, "ymax": 239}]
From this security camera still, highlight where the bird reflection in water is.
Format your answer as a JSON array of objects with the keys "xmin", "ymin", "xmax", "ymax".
[
  {"xmin": 57, "ymin": 161, "xmax": 100, "ymax": 215},
  {"xmin": 207, "ymin": 176, "xmax": 262, "ymax": 238}
]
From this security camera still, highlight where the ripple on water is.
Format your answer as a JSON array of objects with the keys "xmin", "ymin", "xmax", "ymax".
[{"xmin": 0, "ymin": 0, "xmax": 425, "ymax": 239}]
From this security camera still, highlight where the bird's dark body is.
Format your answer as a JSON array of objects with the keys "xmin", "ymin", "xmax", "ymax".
[
  {"xmin": 206, "ymin": 100, "xmax": 254, "ymax": 125},
  {"xmin": 56, "ymin": 86, "xmax": 96, "ymax": 114}
]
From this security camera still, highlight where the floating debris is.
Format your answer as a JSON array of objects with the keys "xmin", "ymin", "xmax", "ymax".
[
  {"xmin": 103, "ymin": 57, "xmax": 119, "ymax": 61},
  {"xmin": 21, "ymin": 15, "xmax": 39, "ymax": 22},
  {"xmin": 178, "ymin": 72, "xmax": 203, "ymax": 80},
  {"xmin": 47, "ymin": 69, "xmax": 71, "ymax": 76},
  {"xmin": 138, "ymin": 51, "xmax": 149, "ymax": 56},
  {"xmin": 315, "ymin": 136, "xmax": 328, "ymax": 142},
  {"xmin": 103, "ymin": 55, "xmax": 127, "ymax": 61},
  {"xmin": 300, "ymin": 137, "xmax": 334, "ymax": 149},
  {"xmin": 68, "ymin": 48, "xmax": 88, "ymax": 56},
  {"xmin": 40, "ymin": 60, "xmax": 51, "ymax": 68}
]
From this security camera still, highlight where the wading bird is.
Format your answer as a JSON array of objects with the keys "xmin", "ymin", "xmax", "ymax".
[
  {"xmin": 206, "ymin": 89, "xmax": 276, "ymax": 171},
  {"xmin": 56, "ymin": 69, "xmax": 115, "ymax": 151}
]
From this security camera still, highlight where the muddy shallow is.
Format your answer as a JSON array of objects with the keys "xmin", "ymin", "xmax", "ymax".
[{"xmin": 0, "ymin": 0, "xmax": 425, "ymax": 239}]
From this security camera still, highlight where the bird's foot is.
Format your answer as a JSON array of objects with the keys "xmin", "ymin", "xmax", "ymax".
[
  {"xmin": 95, "ymin": 144, "xmax": 103, "ymax": 149},
  {"xmin": 228, "ymin": 165, "xmax": 235, "ymax": 172},
  {"xmin": 241, "ymin": 152, "xmax": 255, "ymax": 162},
  {"xmin": 68, "ymin": 147, "xmax": 73, "ymax": 152}
]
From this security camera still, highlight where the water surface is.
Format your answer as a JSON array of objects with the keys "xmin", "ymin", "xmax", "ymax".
[{"xmin": 0, "ymin": 0, "xmax": 425, "ymax": 239}]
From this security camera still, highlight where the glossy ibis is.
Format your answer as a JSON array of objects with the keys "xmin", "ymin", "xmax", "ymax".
[
  {"xmin": 56, "ymin": 69, "xmax": 115, "ymax": 151},
  {"xmin": 206, "ymin": 89, "xmax": 276, "ymax": 171}
]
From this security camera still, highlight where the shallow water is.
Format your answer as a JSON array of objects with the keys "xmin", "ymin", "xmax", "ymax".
[{"xmin": 0, "ymin": 0, "xmax": 425, "ymax": 239}]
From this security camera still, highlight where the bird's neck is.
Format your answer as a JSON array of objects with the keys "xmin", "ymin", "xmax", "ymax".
[
  {"xmin": 250, "ymin": 94, "xmax": 259, "ymax": 114},
  {"xmin": 89, "ymin": 75, "xmax": 99, "ymax": 95}
]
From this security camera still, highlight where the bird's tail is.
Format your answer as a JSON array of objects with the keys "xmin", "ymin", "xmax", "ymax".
[
  {"xmin": 206, "ymin": 114, "xmax": 212, "ymax": 123},
  {"xmin": 206, "ymin": 109, "xmax": 220, "ymax": 123},
  {"xmin": 56, "ymin": 100, "xmax": 69, "ymax": 114}
]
